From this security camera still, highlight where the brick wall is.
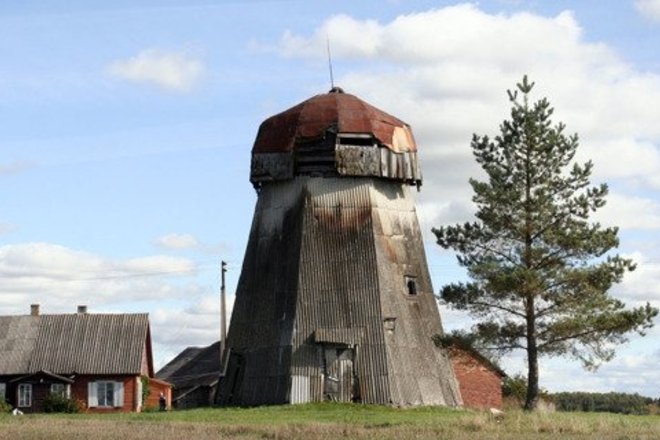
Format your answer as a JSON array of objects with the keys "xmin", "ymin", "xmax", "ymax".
[
  {"xmin": 145, "ymin": 378, "xmax": 172, "ymax": 410},
  {"xmin": 71, "ymin": 375, "xmax": 138, "ymax": 413},
  {"xmin": 449, "ymin": 347, "xmax": 503, "ymax": 409}
]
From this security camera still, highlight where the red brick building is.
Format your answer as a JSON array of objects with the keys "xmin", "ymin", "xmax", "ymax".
[{"xmin": 449, "ymin": 345, "xmax": 506, "ymax": 410}]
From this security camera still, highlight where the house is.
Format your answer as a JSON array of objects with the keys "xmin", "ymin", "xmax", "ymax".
[
  {"xmin": 0, "ymin": 304, "xmax": 171, "ymax": 413},
  {"xmin": 447, "ymin": 344, "xmax": 507, "ymax": 410},
  {"xmin": 156, "ymin": 341, "xmax": 221, "ymax": 409}
]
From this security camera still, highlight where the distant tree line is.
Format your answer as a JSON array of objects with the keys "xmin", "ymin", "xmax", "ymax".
[
  {"xmin": 502, "ymin": 375, "xmax": 657, "ymax": 415},
  {"xmin": 552, "ymin": 391, "xmax": 656, "ymax": 415}
]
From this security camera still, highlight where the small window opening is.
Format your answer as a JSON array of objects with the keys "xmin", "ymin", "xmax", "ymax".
[
  {"xmin": 405, "ymin": 276, "xmax": 418, "ymax": 296},
  {"xmin": 383, "ymin": 317, "xmax": 396, "ymax": 333}
]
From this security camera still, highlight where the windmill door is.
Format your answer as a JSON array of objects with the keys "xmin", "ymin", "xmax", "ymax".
[{"xmin": 322, "ymin": 346, "xmax": 354, "ymax": 402}]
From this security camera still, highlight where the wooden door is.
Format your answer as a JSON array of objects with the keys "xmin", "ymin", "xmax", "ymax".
[{"xmin": 322, "ymin": 346, "xmax": 354, "ymax": 402}]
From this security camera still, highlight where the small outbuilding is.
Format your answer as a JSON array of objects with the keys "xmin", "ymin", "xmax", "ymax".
[
  {"xmin": 447, "ymin": 344, "xmax": 506, "ymax": 410},
  {"xmin": 156, "ymin": 341, "xmax": 221, "ymax": 409}
]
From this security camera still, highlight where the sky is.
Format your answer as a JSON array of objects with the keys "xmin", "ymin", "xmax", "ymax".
[{"xmin": 2, "ymin": 0, "xmax": 659, "ymax": 397}]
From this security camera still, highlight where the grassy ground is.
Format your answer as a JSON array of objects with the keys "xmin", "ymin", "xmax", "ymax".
[{"xmin": 1, "ymin": 403, "xmax": 658, "ymax": 440}]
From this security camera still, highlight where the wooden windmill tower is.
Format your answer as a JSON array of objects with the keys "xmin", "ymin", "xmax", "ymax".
[{"xmin": 217, "ymin": 87, "xmax": 462, "ymax": 406}]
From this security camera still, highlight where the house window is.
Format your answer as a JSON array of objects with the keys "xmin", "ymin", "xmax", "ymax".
[
  {"xmin": 0, "ymin": 383, "xmax": 5, "ymax": 401},
  {"xmin": 98, "ymin": 381, "xmax": 115, "ymax": 407},
  {"xmin": 18, "ymin": 383, "xmax": 32, "ymax": 407},
  {"xmin": 88, "ymin": 381, "xmax": 124, "ymax": 408},
  {"xmin": 50, "ymin": 383, "xmax": 68, "ymax": 397}
]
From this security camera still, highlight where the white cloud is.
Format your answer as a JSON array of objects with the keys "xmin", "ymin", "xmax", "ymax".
[
  {"xmin": 635, "ymin": 0, "xmax": 660, "ymax": 22},
  {"xmin": 615, "ymin": 251, "xmax": 660, "ymax": 305},
  {"xmin": 595, "ymin": 192, "xmax": 660, "ymax": 230},
  {"xmin": 154, "ymin": 233, "xmax": 200, "ymax": 250},
  {"xmin": 276, "ymin": 4, "xmax": 660, "ymax": 232},
  {"xmin": 151, "ymin": 293, "xmax": 236, "ymax": 369},
  {"xmin": 0, "ymin": 242, "xmax": 199, "ymax": 313},
  {"xmin": 107, "ymin": 49, "xmax": 205, "ymax": 92}
]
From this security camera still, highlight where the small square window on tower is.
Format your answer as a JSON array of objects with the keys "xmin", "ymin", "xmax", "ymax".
[{"xmin": 404, "ymin": 275, "xmax": 418, "ymax": 296}]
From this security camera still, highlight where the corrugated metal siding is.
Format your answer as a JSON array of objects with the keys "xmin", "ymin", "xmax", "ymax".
[
  {"xmin": 290, "ymin": 375, "xmax": 309, "ymax": 404},
  {"xmin": 216, "ymin": 178, "xmax": 304, "ymax": 405},
  {"xmin": 294, "ymin": 178, "xmax": 390, "ymax": 404},
  {"xmin": 314, "ymin": 327, "xmax": 364, "ymax": 345},
  {"xmin": 371, "ymin": 181, "xmax": 462, "ymax": 406},
  {"xmin": 218, "ymin": 176, "xmax": 460, "ymax": 406}
]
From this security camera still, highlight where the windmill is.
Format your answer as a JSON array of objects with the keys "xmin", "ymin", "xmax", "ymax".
[{"xmin": 217, "ymin": 87, "xmax": 462, "ymax": 406}]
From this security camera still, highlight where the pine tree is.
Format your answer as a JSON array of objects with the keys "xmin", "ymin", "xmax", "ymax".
[{"xmin": 433, "ymin": 76, "xmax": 658, "ymax": 411}]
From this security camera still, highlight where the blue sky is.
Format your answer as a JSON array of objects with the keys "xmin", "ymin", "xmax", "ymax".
[{"xmin": 2, "ymin": 0, "xmax": 660, "ymax": 396}]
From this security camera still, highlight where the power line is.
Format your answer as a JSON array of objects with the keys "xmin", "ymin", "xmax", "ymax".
[{"xmin": 0, "ymin": 257, "xmax": 241, "ymax": 282}]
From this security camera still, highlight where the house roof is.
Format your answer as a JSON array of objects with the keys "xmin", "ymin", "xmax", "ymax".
[
  {"xmin": 156, "ymin": 341, "xmax": 221, "ymax": 389},
  {"xmin": 0, "ymin": 313, "xmax": 150, "ymax": 376},
  {"xmin": 10, "ymin": 370, "xmax": 75, "ymax": 384},
  {"xmin": 434, "ymin": 333, "xmax": 507, "ymax": 378},
  {"xmin": 449, "ymin": 345, "xmax": 507, "ymax": 378},
  {"xmin": 155, "ymin": 346, "xmax": 204, "ymax": 380}
]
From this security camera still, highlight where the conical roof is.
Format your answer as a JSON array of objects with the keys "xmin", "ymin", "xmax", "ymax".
[{"xmin": 253, "ymin": 87, "xmax": 417, "ymax": 154}]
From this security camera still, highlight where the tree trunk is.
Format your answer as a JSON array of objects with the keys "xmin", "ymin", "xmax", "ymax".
[
  {"xmin": 523, "ymin": 140, "xmax": 539, "ymax": 411},
  {"xmin": 524, "ymin": 295, "xmax": 539, "ymax": 411}
]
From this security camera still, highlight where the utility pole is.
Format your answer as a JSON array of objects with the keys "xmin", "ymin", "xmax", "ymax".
[{"xmin": 220, "ymin": 260, "xmax": 227, "ymax": 371}]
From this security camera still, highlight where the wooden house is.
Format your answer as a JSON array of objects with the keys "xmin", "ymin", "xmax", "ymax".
[{"xmin": 0, "ymin": 305, "xmax": 171, "ymax": 413}]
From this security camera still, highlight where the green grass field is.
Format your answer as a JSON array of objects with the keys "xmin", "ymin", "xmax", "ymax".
[{"xmin": 1, "ymin": 403, "xmax": 658, "ymax": 440}]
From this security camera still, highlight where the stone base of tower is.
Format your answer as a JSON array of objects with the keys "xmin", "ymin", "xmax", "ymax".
[{"xmin": 217, "ymin": 177, "xmax": 462, "ymax": 407}]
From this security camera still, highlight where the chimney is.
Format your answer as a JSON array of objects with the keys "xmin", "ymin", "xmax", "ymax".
[
  {"xmin": 30, "ymin": 304, "xmax": 40, "ymax": 316},
  {"xmin": 77, "ymin": 305, "xmax": 87, "ymax": 314}
]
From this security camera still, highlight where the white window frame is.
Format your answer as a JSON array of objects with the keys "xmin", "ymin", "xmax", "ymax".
[
  {"xmin": 88, "ymin": 381, "xmax": 124, "ymax": 408},
  {"xmin": 18, "ymin": 383, "xmax": 32, "ymax": 407}
]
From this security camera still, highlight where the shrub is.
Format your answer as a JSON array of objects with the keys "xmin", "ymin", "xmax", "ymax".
[
  {"xmin": 0, "ymin": 398, "xmax": 11, "ymax": 413},
  {"xmin": 43, "ymin": 393, "xmax": 82, "ymax": 413},
  {"xmin": 502, "ymin": 374, "xmax": 527, "ymax": 403},
  {"xmin": 501, "ymin": 374, "xmax": 553, "ymax": 409},
  {"xmin": 140, "ymin": 375, "xmax": 150, "ymax": 407}
]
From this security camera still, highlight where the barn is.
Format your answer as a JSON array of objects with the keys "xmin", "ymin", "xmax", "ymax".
[
  {"xmin": 447, "ymin": 343, "xmax": 506, "ymax": 410},
  {"xmin": 156, "ymin": 341, "xmax": 221, "ymax": 409}
]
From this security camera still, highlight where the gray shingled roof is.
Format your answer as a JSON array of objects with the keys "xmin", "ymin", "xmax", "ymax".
[
  {"xmin": 0, "ymin": 313, "xmax": 149, "ymax": 375},
  {"xmin": 156, "ymin": 341, "xmax": 221, "ymax": 389}
]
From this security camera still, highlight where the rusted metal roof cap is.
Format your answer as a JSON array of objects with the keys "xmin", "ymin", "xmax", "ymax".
[
  {"xmin": 253, "ymin": 88, "xmax": 417, "ymax": 154},
  {"xmin": 250, "ymin": 88, "xmax": 422, "ymax": 187}
]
